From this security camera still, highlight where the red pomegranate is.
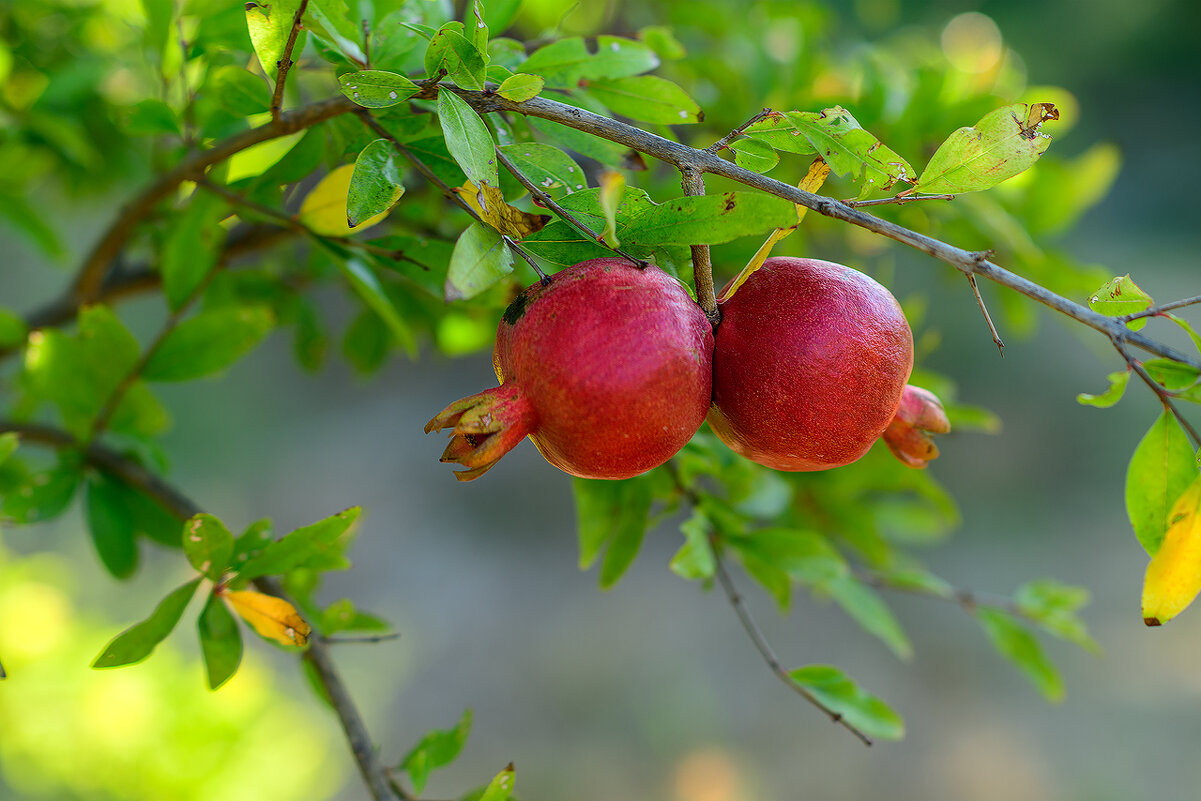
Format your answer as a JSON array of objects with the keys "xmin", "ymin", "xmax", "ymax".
[
  {"xmin": 426, "ymin": 258, "xmax": 714, "ymax": 480},
  {"xmin": 708, "ymin": 256, "xmax": 919, "ymax": 471}
]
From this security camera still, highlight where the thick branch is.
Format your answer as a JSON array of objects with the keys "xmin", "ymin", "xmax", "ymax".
[
  {"xmin": 0, "ymin": 420, "xmax": 393, "ymax": 801},
  {"xmin": 428, "ymin": 86, "xmax": 1200, "ymax": 370},
  {"xmin": 70, "ymin": 95, "xmax": 357, "ymax": 307}
]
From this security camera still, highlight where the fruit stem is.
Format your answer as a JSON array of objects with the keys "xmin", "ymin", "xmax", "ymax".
[{"xmin": 679, "ymin": 166, "xmax": 721, "ymax": 327}]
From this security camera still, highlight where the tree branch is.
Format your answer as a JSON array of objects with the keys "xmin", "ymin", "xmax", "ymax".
[
  {"xmin": 419, "ymin": 85, "xmax": 1200, "ymax": 370},
  {"xmin": 270, "ymin": 0, "xmax": 311, "ymax": 121},
  {"xmin": 0, "ymin": 420, "xmax": 394, "ymax": 801},
  {"xmin": 69, "ymin": 95, "xmax": 357, "ymax": 309},
  {"xmin": 679, "ymin": 167, "xmax": 719, "ymax": 325}
]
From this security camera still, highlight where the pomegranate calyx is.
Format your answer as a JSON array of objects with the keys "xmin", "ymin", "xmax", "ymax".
[
  {"xmin": 882, "ymin": 384, "xmax": 950, "ymax": 469},
  {"xmin": 425, "ymin": 384, "xmax": 536, "ymax": 481}
]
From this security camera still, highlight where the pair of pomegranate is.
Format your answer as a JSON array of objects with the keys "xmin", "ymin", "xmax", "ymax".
[{"xmin": 426, "ymin": 256, "xmax": 949, "ymax": 481}]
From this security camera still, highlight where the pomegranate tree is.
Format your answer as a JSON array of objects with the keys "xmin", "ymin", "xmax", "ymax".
[
  {"xmin": 708, "ymin": 256, "xmax": 941, "ymax": 471},
  {"xmin": 426, "ymin": 258, "xmax": 714, "ymax": 480}
]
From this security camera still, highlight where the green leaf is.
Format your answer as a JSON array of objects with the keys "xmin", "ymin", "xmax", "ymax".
[
  {"xmin": 623, "ymin": 192, "xmax": 796, "ymax": 246},
  {"xmin": 745, "ymin": 107, "xmax": 915, "ymax": 194},
  {"xmin": 497, "ymin": 143, "xmax": 585, "ymax": 200},
  {"xmin": 342, "ymin": 308, "xmax": 390, "ymax": 374},
  {"xmin": 670, "ymin": 509, "xmax": 715, "ymax": 580},
  {"xmin": 198, "ymin": 592, "xmax": 243, "ymax": 690},
  {"xmin": 335, "ymin": 257, "xmax": 415, "ymax": 356},
  {"xmin": 348, "ymin": 139, "xmax": 405, "ymax": 228},
  {"xmin": 425, "ymin": 25, "xmax": 486, "ymax": 90},
  {"xmin": 976, "ymin": 607, "xmax": 1063, "ymax": 701},
  {"xmin": 1088, "ymin": 274, "xmax": 1153, "ymax": 330},
  {"xmin": 401, "ymin": 709, "xmax": 473, "ymax": 794},
  {"xmin": 519, "ymin": 36, "xmax": 658, "ymax": 86},
  {"xmin": 584, "ymin": 75, "xmax": 702, "ymax": 124},
  {"xmin": 597, "ymin": 170, "xmax": 623, "ymax": 247},
  {"xmin": 210, "ymin": 65, "xmax": 269, "ymax": 116},
  {"xmin": 1167, "ymin": 313, "xmax": 1201, "ymax": 355},
  {"xmin": 437, "ymin": 89, "xmax": 497, "ymax": 188},
  {"xmin": 321, "ymin": 598, "xmax": 390, "ymax": 635},
  {"xmin": 1126, "ymin": 411, "xmax": 1198, "ymax": 555},
  {"xmin": 143, "ymin": 307, "xmax": 273, "ymax": 381},
  {"xmin": 85, "ymin": 473, "xmax": 140, "ymax": 580},
  {"xmin": 302, "ymin": 0, "xmax": 360, "ymax": 59},
  {"xmin": 124, "ymin": 98, "xmax": 181, "ymax": 136},
  {"xmin": 0, "ymin": 432, "xmax": 17, "ymax": 467},
  {"xmin": 638, "ymin": 26, "xmax": 687, "ymax": 60},
  {"xmin": 497, "ymin": 72, "xmax": 544, "ymax": 102},
  {"xmin": 478, "ymin": 764, "xmax": 516, "ymax": 801},
  {"xmin": 0, "ymin": 308, "xmax": 28, "ymax": 348},
  {"xmin": 370, "ymin": 11, "xmax": 422, "ymax": 71},
  {"xmin": 22, "ymin": 306, "xmax": 142, "ymax": 439},
  {"xmin": 1076, "ymin": 369, "xmax": 1131, "ymax": 408},
  {"xmin": 488, "ymin": 37, "xmax": 527, "ymax": 70},
  {"xmin": 1144, "ymin": 358, "xmax": 1201, "ymax": 401},
  {"xmin": 92, "ymin": 578, "xmax": 203, "ymax": 668},
  {"xmin": 729, "ymin": 528, "xmax": 847, "ymax": 585},
  {"xmin": 527, "ymin": 115, "xmax": 638, "ymax": 170},
  {"xmin": 230, "ymin": 519, "xmax": 274, "ymax": 571},
  {"xmin": 1014, "ymin": 579, "xmax": 1097, "ymax": 651},
  {"xmin": 730, "ymin": 137, "xmax": 779, "ymax": 173},
  {"xmin": 444, "ymin": 222, "xmax": 514, "ymax": 302},
  {"xmin": 245, "ymin": 0, "xmax": 304, "ymax": 78},
  {"xmin": 162, "ymin": 191, "xmax": 226, "ymax": 310},
  {"xmin": 788, "ymin": 665, "xmax": 904, "ymax": 740},
  {"xmin": 183, "ymin": 513, "xmax": 235, "ymax": 580},
  {"xmin": 2, "ymin": 458, "xmax": 82, "ymax": 524},
  {"xmin": 0, "ymin": 193, "xmax": 64, "ymax": 258},
  {"xmin": 469, "ymin": 0, "xmax": 488, "ymax": 60},
  {"xmin": 338, "ymin": 70, "xmax": 420, "ymax": 108},
  {"xmin": 826, "ymin": 576, "xmax": 912, "ymax": 660},
  {"xmin": 237, "ymin": 507, "xmax": 361, "ymax": 581},
  {"xmin": 914, "ymin": 102, "xmax": 1059, "ymax": 194},
  {"xmin": 573, "ymin": 474, "xmax": 654, "ymax": 589}
]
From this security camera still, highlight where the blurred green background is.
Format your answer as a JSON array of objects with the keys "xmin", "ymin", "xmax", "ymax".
[{"xmin": 2, "ymin": 0, "xmax": 1200, "ymax": 799}]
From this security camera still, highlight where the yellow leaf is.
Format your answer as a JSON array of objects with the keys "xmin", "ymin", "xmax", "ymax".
[
  {"xmin": 297, "ymin": 164, "xmax": 394, "ymax": 237},
  {"xmin": 452, "ymin": 180, "xmax": 549, "ymax": 239},
  {"xmin": 1142, "ymin": 476, "xmax": 1201, "ymax": 626},
  {"xmin": 223, "ymin": 590, "xmax": 312, "ymax": 646},
  {"xmin": 719, "ymin": 157, "xmax": 831, "ymax": 302}
]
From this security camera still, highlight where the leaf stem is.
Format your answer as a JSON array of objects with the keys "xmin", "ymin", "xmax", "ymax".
[
  {"xmin": 843, "ymin": 194, "xmax": 955, "ymax": 208},
  {"xmin": 1122, "ymin": 294, "xmax": 1201, "ymax": 322},
  {"xmin": 494, "ymin": 149, "xmax": 647, "ymax": 268},
  {"xmin": 1111, "ymin": 334, "xmax": 1201, "ymax": 448}
]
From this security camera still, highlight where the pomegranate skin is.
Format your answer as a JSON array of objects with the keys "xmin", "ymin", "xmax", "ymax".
[
  {"xmin": 709, "ymin": 257, "xmax": 913, "ymax": 471},
  {"xmin": 427, "ymin": 258, "xmax": 713, "ymax": 480}
]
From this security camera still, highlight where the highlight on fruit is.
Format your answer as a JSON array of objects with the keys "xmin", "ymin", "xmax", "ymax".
[{"xmin": 425, "ymin": 258, "xmax": 714, "ymax": 481}]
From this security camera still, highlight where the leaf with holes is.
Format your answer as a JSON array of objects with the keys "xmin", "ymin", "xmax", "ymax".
[{"xmin": 338, "ymin": 70, "xmax": 420, "ymax": 109}]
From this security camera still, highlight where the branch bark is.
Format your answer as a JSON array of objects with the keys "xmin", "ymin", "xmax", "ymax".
[
  {"xmin": 70, "ymin": 95, "xmax": 357, "ymax": 308},
  {"xmin": 0, "ymin": 420, "xmax": 395, "ymax": 801}
]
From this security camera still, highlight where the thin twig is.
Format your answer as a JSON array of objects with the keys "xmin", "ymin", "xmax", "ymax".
[
  {"xmin": 356, "ymin": 110, "xmax": 548, "ymax": 281},
  {"xmin": 844, "ymin": 194, "xmax": 955, "ymax": 208},
  {"xmin": 706, "ymin": 108, "xmax": 773, "ymax": 154},
  {"xmin": 494, "ymin": 149, "xmax": 647, "ymax": 267},
  {"xmin": 711, "ymin": 544, "xmax": 873, "ymax": 747},
  {"xmin": 1112, "ymin": 335, "xmax": 1201, "ymax": 448},
  {"xmin": 967, "ymin": 273, "xmax": 1005, "ymax": 355},
  {"xmin": 0, "ymin": 420, "xmax": 394, "ymax": 801},
  {"xmin": 362, "ymin": 19, "xmax": 372, "ymax": 69},
  {"xmin": 270, "ymin": 0, "xmax": 311, "ymax": 121},
  {"xmin": 679, "ymin": 167, "xmax": 719, "ymax": 325},
  {"xmin": 1123, "ymin": 295, "xmax": 1201, "ymax": 322},
  {"xmin": 175, "ymin": 15, "xmax": 198, "ymax": 147}
]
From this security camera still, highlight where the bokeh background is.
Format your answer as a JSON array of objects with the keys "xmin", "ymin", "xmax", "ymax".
[{"xmin": 2, "ymin": 0, "xmax": 1200, "ymax": 799}]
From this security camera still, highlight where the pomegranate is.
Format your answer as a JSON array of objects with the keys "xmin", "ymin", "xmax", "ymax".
[
  {"xmin": 426, "ymin": 258, "xmax": 714, "ymax": 481},
  {"xmin": 709, "ymin": 256, "xmax": 924, "ymax": 471}
]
